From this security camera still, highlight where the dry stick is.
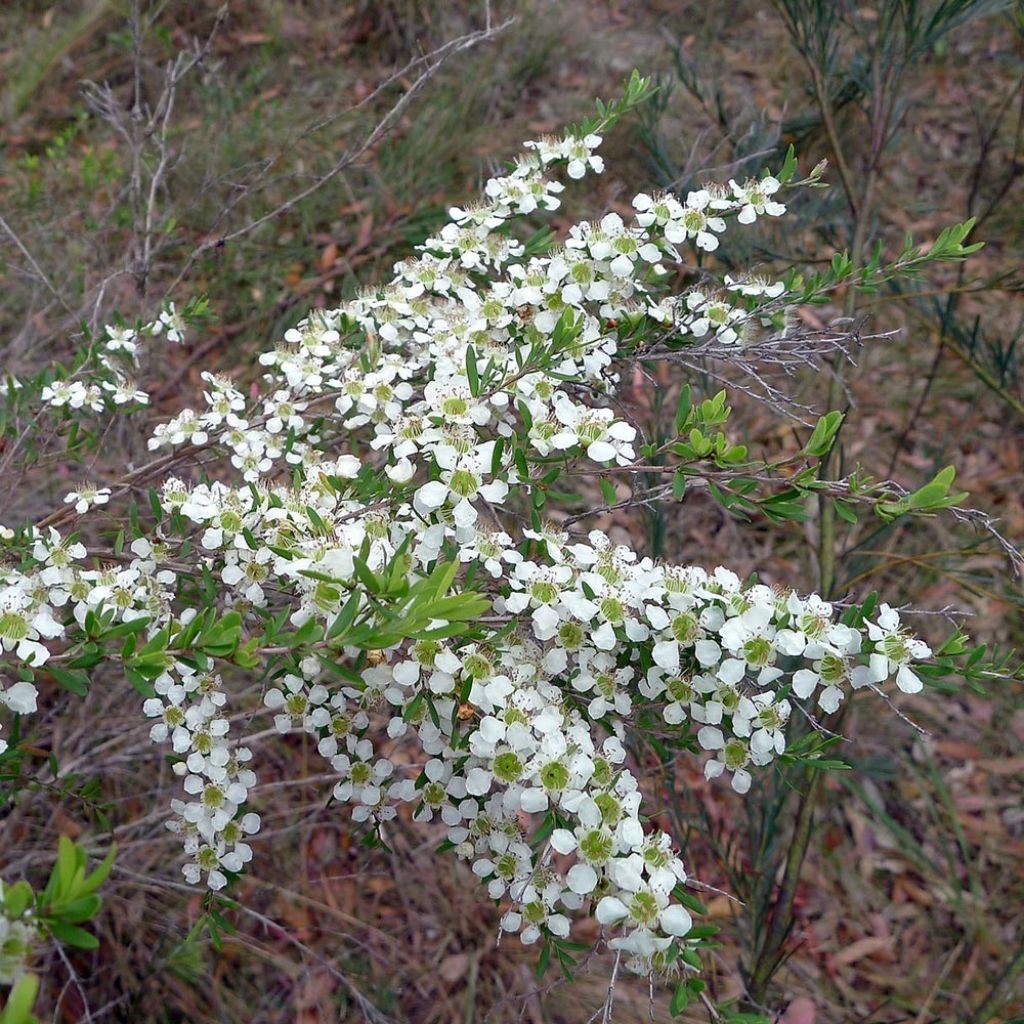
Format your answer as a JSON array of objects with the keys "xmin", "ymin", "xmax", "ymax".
[
  {"xmin": 590, "ymin": 948, "xmax": 621, "ymax": 1024},
  {"xmin": 53, "ymin": 942, "xmax": 95, "ymax": 1024},
  {"xmin": 0, "ymin": 214, "xmax": 72, "ymax": 314},
  {"xmin": 163, "ymin": 16, "xmax": 514, "ymax": 299},
  {"xmin": 170, "ymin": 11, "xmax": 507, "ymax": 277}
]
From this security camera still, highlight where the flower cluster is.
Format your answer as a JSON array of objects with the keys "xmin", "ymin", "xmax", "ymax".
[
  {"xmin": 145, "ymin": 661, "xmax": 261, "ymax": 891},
  {"xmin": 0, "ymin": 113, "xmax": 939, "ymax": 974},
  {"xmin": 34, "ymin": 304, "xmax": 188, "ymax": 422}
]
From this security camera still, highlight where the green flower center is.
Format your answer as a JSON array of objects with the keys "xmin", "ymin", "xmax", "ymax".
[
  {"xmin": 720, "ymin": 686, "xmax": 740, "ymax": 712},
  {"xmin": 744, "ymin": 636, "xmax": 773, "ymax": 667},
  {"xmin": 881, "ymin": 634, "xmax": 909, "ymax": 663},
  {"xmin": 682, "ymin": 209, "xmax": 706, "ymax": 233},
  {"xmin": 557, "ymin": 621, "xmax": 584, "ymax": 650},
  {"xmin": 0, "ymin": 612, "xmax": 29, "ymax": 641},
  {"xmin": 671, "ymin": 613, "xmax": 699, "ymax": 644},
  {"xmin": 197, "ymin": 847, "xmax": 220, "ymax": 870},
  {"xmin": 570, "ymin": 262, "xmax": 594, "ymax": 285},
  {"xmin": 448, "ymin": 469, "xmax": 479, "ymax": 499},
  {"xmin": 442, "ymin": 396, "xmax": 469, "ymax": 417},
  {"xmin": 530, "ymin": 580, "xmax": 559, "ymax": 605},
  {"xmin": 523, "ymin": 901, "xmax": 547, "ymax": 925},
  {"xmin": 643, "ymin": 844, "xmax": 670, "ymax": 869},
  {"xmin": 313, "ymin": 581, "xmax": 340, "ymax": 611},
  {"xmin": 600, "ymin": 597, "xmax": 624, "ymax": 624},
  {"xmin": 203, "ymin": 785, "xmax": 225, "ymax": 809},
  {"xmin": 492, "ymin": 752, "xmax": 524, "ymax": 783},
  {"xmin": 422, "ymin": 781, "xmax": 446, "ymax": 806},
  {"xmin": 819, "ymin": 654, "xmax": 845, "ymax": 683},
  {"xmin": 667, "ymin": 677, "xmax": 694, "ymax": 704},
  {"xmin": 463, "ymin": 653, "xmax": 493, "ymax": 679},
  {"xmin": 414, "ymin": 639, "xmax": 441, "ymax": 667},
  {"xmin": 723, "ymin": 738, "xmax": 749, "ymax": 771},
  {"xmin": 799, "ymin": 613, "xmax": 828, "ymax": 640},
  {"xmin": 495, "ymin": 852, "xmax": 518, "ymax": 879},
  {"xmin": 539, "ymin": 760, "xmax": 570, "ymax": 791},
  {"xmin": 285, "ymin": 693, "xmax": 308, "ymax": 716},
  {"xmin": 591, "ymin": 757, "xmax": 613, "ymax": 788},
  {"xmin": 628, "ymin": 890, "xmax": 659, "ymax": 926},
  {"xmin": 578, "ymin": 828, "xmax": 614, "ymax": 864}
]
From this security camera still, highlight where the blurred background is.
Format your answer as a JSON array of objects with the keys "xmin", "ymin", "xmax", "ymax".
[{"xmin": 1, "ymin": 2, "xmax": 1022, "ymax": 1022}]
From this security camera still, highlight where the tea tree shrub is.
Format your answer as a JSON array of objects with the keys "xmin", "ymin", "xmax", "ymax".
[{"xmin": 0, "ymin": 74, "xmax": 1006, "ymax": 1017}]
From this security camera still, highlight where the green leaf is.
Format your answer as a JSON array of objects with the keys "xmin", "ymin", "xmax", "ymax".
[
  {"xmin": 0, "ymin": 973, "xmax": 39, "ymax": 1024},
  {"xmin": 670, "ymin": 981, "xmax": 692, "ymax": 1015},
  {"xmin": 906, "ymin": 465, "xmax": 968, "ymax": 511},
  {"xmin": 775, "ymin": 143, "xmax": 798, "ymax": 184},
  {"xmin": 327, "ymin": 590, "xmax": 361, "ymax": 641},
  {"xmin": 534, "ymin": 940, "xmax": 551, "ymax": 978},
  {"xmin": 490, "ymin": 436, "xmax": 505, "ymax": 478},
  {"xmin": 3, "ymin": 881, "xmax": 33, "ymax": 919},
  {"xmin": 46, "ymin": 921, "xmax": 98, "ymax": 949},
  {"xmin": 832, "ymin": 498, "xmax": 858, "ymax": 524},
  {"xmin": 44, "ymin": 836, "xmax": 78, "ymax": 904},
  {"xmin": 674, "ymin": 385, "xmax": 692, "ymax": 434},
  {"xmin": 46, "ymin": 667, "xmax": 90, "ymax": 697},
  {"xmin": 802, "ymin": 410, "xmax": 844, "ymax": 457},
  {"xmin": 125, "ymin": 667, "xmax": 156, "ymax": 698},
  {"xmin": 53, "ymin": 894, "xmax": 101, "ymax": 923},
  {"xmin": 352, "ymin": 556, "xmax": 381, "ymax": 595},
  {"xmin": 671, "ymin": 885, "xmax": 708, "ymax": 916}
]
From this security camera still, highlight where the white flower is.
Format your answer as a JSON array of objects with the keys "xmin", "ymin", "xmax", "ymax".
[
  {"xmin": 157, "ymin": 302, "xmax": 187, "ymax": 343},
  {"xmin": 866, "ymin": 604, "xmax": 931, "ymax": 693},
  {"xmin": 63, "ymin": 485, "xmax": 112, "ymax": 515},
  {"xmin": 698, "ymin": 727, "xmax": 752, "ymax": 793},
  {"xmin": 664, "ymin": 190, "xmax": 727, "ymax": 252},
  {"xmin": 730, "ymin": 175, "xmax": 785, "ymax": 224}
]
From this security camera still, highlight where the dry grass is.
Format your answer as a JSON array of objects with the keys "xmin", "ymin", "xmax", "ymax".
[{"xmin": 1, "ymin": 1, "xmax": 1022, "ymax": 1022}]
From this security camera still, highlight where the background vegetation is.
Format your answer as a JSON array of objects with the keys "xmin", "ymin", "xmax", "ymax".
[{"xmin": 1, "ymin": 1, "xmax": 1021, "ymax": 1021}]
